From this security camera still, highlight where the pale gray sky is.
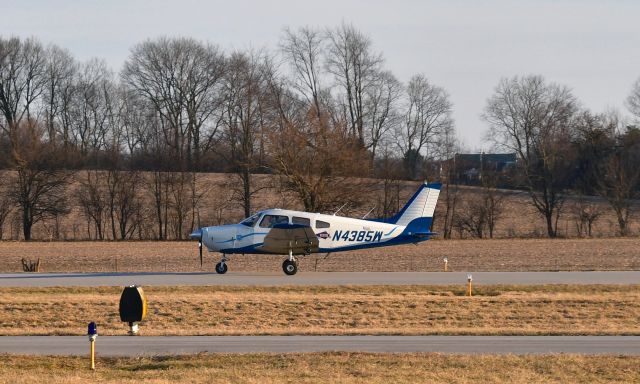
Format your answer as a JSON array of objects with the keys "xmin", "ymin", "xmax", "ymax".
[{"xmin": 2, "ymin": 0, "xmax": 639, "ymax": 149}]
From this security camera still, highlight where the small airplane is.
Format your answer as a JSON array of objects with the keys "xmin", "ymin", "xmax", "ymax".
[{"xmin": 190, "ymin": 182, "xmax": 441, "ymax": 275}]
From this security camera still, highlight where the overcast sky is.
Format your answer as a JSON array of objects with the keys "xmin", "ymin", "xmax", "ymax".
[{"xmin": 2, "ymin": 0, "xmax": 639, "ymax": 149}]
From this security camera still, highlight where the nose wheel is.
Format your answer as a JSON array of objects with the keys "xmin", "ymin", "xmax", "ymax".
[{"xmin": 215, "ymin": 255, "xmax": 228, "ymax": 274}]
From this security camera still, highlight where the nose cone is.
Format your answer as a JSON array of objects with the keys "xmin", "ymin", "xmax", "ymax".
[
  {"xmin": 201, "ymin": 225, "xmax": 240, "ymax": 252},
  {"xmin": 190, "ymin": 228, "xmax": 203, "ymax": 240}
]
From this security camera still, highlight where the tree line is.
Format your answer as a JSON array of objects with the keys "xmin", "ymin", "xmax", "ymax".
[{"xmin": 0, "ymin": 25, "xmax": 639, "ymax": 240}]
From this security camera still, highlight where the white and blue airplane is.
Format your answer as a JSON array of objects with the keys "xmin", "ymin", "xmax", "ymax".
[{"xmin": 190, "ymin": 182, "xmax": 441, "ymax": 275}]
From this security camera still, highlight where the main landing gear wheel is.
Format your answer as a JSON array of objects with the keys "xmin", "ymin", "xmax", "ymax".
[
  {"xmin": 215, "ymin": 262, "xmax": 228, "ymax": 274},
  {"xmin": 282, "ymin": 259, "xmax": 298, "ymax": 276}
]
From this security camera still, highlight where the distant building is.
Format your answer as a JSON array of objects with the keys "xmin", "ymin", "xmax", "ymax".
[{"xmin": 441, "ymin": 153, "xmax": 517, "ymax": 185}]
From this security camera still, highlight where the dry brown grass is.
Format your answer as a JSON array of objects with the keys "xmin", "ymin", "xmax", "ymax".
[
  {"xmin": 1, "ymin": 285, "xmax": 638, "ymax": 336},
  {"xmin": 1, "ymin": 237, "xmax": 639, "ymax": 273},
  {"xmin": 1, "ymin": 353, "xmax": 638, "ymax": 384}
]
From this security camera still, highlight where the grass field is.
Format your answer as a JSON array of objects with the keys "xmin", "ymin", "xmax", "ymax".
[
  {"xmin": 1, "ymin": 353, "xmax": 638, "ymax": 384},
  {"xmin": 1, "ymin": 237, "xmax": 640, "ymax": 273},
  {"xmin": 2, "ymin": 285, "xmax": 638, "ymax": 336}
]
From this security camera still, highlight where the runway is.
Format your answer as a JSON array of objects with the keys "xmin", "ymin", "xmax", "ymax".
[
  {"xmin": 1, "ymin": 336, "xmax": 638, "ymax": 355},
  {"xmin": 1, "ymin": 271, "xmax": 639, "ymax": 287}
]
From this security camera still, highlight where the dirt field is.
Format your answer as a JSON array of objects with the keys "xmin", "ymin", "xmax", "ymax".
[
  {"xmin": 1, "ymin": 237, "xmax": 639, "ymax": 273},
  {"xmin": 1, "ymin": 353, "xmax": 638, "ymax": 384},
  {"xmin": 1, "ymin": 285, "xmax": 638, "ymax": 336}
]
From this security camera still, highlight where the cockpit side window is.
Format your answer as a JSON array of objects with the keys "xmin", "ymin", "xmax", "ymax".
[
  {"xmin": 315, "ymin": 220, "xmax": 330, "ymax": 229},
  {"xmin": 292, "ymin": 216, "xmax": 311, "ymax": 226},
  {"xmin": 240, "ymin": 213, "xmax": 261, "ymax": 227},
  {"xmin": 259, "ymin": 215, "xmax": 289, "ymax": 228}
]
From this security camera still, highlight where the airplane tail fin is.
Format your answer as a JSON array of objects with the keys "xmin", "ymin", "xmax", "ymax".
[{"xmin": 384, "ymin": 182, "xmax": 441, "ymax": 228}]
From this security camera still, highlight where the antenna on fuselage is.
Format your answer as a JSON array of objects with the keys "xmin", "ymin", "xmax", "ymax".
[
  {"xmin": 362, "ymin": 206, "xmax": 376, "ymax": 219},
  {"xmin": 333, "ymin": 202, "xmax": 348, "ymax": 216}
]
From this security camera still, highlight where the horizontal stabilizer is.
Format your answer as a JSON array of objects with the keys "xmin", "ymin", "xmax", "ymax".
[{"xmin": 408, "ymin": 232, "xmax": 436, "ymax": 238}]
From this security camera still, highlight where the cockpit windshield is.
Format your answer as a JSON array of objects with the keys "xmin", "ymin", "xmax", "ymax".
[{"xmin": 240, "ymin": 213, "xmax": 261, "ymax": 227}]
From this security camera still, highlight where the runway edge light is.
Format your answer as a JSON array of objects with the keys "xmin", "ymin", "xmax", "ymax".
[{"xmin": 87, "ymin": 322, "xmax": 97, "ymax": 370}]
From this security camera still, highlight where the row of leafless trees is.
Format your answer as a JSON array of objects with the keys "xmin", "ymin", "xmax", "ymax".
[
  {"xmin": 482, "ymin": 75, "xmax": 640, "ymax": 237},
  {"xmin": 0, "ymin": 137, "xmax": 207, "ymax": 241},
  {"xmin": 0, "ymin": 26, "xmax": 455, "ymax": 218},
  {"xmin": 1, "ymin": 27, "xmax": 639, "ymax": 240}
]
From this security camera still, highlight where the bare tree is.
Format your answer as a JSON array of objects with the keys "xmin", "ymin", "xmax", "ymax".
[
  {"xmin": 118, "ymin": 90, "xmax": 157, "ymax": 157},
  {"xmin": 453, "ymin": 194, "xmax": 487, "ymax": 238},
  {"xmin": 8, "ymin": 120, "xmax": 69, "ymax": 240},
  {"xmin": 168, "ymin": 171, "xmax": 192, "ymax": 240},
  {"xmin": 280, "ymin": 26, "xmax": 326, "ymax": 118},
  {"xmin": 76, "ymin": 170, "xmax": 106, "ymax": 239},
  {"xmin": 397, "ymin": 74, "xmax": 453, "ymax": 179},
  {"xmin": 436, "ymin": 124, "xmax": 460, "ymax": 239},
  {"xmin": 484, "ymin": 75, "xmax": 577, "ymax": 237},
  {"xmin": 365, "ymin": 70, "xmax": 401, "ymax": 161},
  {"xmin": 43, "ymin": 44, "xmax": 76, "ymax": 145},
  {"xmin": 373, "ymin": 147, "xmax": 403, "ymax": 219},
  {"xmin": 122, "ymin": 37, "xmax": 225, "ymax": 170},
  {"xmin": 597, "ymin": 126, "xmax": 640, "ymax": 235},
  {"xmin": 106, "ymin": 169, "xmax": 141, "ymax": 240},
  {"xmin": 69, "ymin": 59, "xmax": 116, "ymax": 157},
  {"xmin": 326, "ymin": 23, "xmax": 383, "ymax": 146},
  {"xmin": 269, "ymin": 107, "xmax": 370, "ymax": 212},
  {"xmin": 483, "ymin": 185, "xmax": 506, "ymax": 239},
  {"xmin": 0, "ymin": 37, "xmax": 47, "ymax": 148},
  {"xmin": 626, "ymin": 77, "xmax": 640, "ymax": 122},
  {"xmin": 572, "ymin": 195, "xmax": 601, "ymax": 237},
  {"xmin": 146, "ymin": 171, "xmax": 172, "ymax": 240},
  {"xmin": 219, "ymin": 50, "xmax": 271, "ymax": 217},
  {"xmin": 0, "ymin": 172, "xmax": 14, "ymax": 239},
  {"xmin": 453, "ymin": 184, "xmax": 505, "ymax": 239}
]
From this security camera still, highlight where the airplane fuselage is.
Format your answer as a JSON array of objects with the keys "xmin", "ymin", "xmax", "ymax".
[{"xmin": 200, "ymin": 209, "xmax": 417, "ymax": 255}]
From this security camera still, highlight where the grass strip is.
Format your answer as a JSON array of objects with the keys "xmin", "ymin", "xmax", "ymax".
[
  {"xmin": 1, "ymin": 353, "xmax": 639, "ymax": 384},
  {"xmin": 1, "ymin": 285, "xmax": 638, "ymax": 336}
]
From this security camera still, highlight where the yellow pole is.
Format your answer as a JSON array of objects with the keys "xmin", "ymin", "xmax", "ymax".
[
  {"xmin": 467, "ymin": 280, "xmax": 472, "ymax": 296},
  {"xmin": 90, "ymin": 339, "xmax": 95, "ymax": 370},
  {"xmin": 444, "ymin": 258, "xmax": 448, "ymax": 272},
  {"xmin": 467, "ymin": 274, "xmax": 473, "ymax": 297}
]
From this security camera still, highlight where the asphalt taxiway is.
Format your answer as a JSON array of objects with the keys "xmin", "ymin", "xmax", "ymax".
[
  {"xmin": 0, "ymin": 336, "xmax": 638, "ymax": 355},
  {"xmin": 1, "ymin": 271, "xmax": 639, "ymax": 287}
]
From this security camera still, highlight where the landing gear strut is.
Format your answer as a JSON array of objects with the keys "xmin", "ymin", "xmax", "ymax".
[
  {"xmin": 282, "ymin": 250, "xmax": 298, "ymax": 275},
  {"xmin": 215, "ymin": 254, "xmax": 228, "ymax": 274}
]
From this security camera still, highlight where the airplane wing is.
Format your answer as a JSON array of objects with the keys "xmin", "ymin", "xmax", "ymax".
[{"xmin": 258, "ymin": 223, "xmax": 319, "ymax": 254}]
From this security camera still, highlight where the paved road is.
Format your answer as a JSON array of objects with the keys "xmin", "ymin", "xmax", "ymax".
[
  {"xmin": 0, "ymin": 336, "xmax": 638, "ymax": 355},
  {"xmin": 1, "ymin": 271, "xmax": 639, "ymax": 287}
]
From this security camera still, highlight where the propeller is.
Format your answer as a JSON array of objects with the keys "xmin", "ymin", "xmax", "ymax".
[
  {"xmin": 198, "ymin": 238, "xmax": 203, "ymax": 268},
  {"xmin": 197, "ymin": 210, "xmax": 203, "ymax": 268},
  {"xmin": 190, "ymin": 210, "xmax": 204, "ymax": 268}
]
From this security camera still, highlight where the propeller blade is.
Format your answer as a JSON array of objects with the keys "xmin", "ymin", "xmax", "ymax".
[{"xmin": 190, "ymin": 228, "xmax": 204, "ymax": 269}]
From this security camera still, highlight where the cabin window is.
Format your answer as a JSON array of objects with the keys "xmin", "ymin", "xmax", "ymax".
[
  {"xmin": 315, "ymin": 220, "xmax": 330, "ymax": 229},
  {"xmin": 240, "ymin": 213, "xmax": 260, "ymax": 227},
  {"xmin": 259, "ymin": 215, "xmax": 289, "ymax": 228},
  {"xmin": 292, "ymin": 216, "xmax": 311, "ymax": 226}
]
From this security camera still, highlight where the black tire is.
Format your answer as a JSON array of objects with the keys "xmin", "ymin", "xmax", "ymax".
[
  {"xmin": 215, "ymin": 262, "xmax": 228, "ymax": 274},
  {"xmin": 282, "ymin": 260, "xmax": 298, "ymax": 276}
]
